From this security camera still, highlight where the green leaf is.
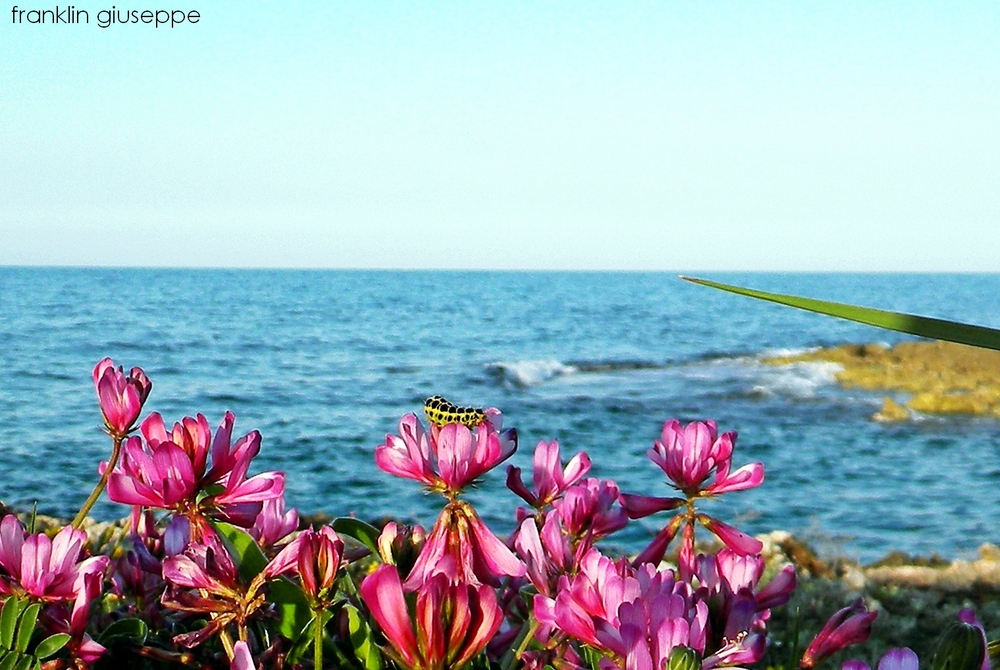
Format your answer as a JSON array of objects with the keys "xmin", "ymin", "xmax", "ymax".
[
  {"xmin": 96, "ymin": 618, "xmax": 149, "ymax": 646},
  {"xmin": 269, "ymin": 576, "xmax": 313, "ymax": 641},
  {"xmin": 211, "ymin": 521, "xmax": 268, "ymax": 583},
  {"xmin": 0, "ymin": 651, "xmax": 18, "ymax": 670},
  {"xmin": 0, "ymin": 598, "xmax": 25, "ymax": 650},
  {"xmin": 346, "ymin": 604, "xmax": 383, "ymax": 670},
  {"xmin": 13, "ymin": 604, "xmax": 39, "ymax": 653},
  {"xmin": 11, "ymin": 654, "xmax": 33, "ymax": 670},
  {"xmin": 332, "ymin": 518, "xmax": 381, "ymax": 556},
  {"xmin": 32, "ymin": 634, "xmax": 70, "ymax": 660},
  {"xmin": 682, "ymin": 276, "xmax": 1000, "ymax": 351},
  {"xmin": 285, "ymin": 613, "xmax": 317, "ymax": 666},
  {"xmin": 931, "ymin": 621, "xmax": 987, "ymax": 670}
]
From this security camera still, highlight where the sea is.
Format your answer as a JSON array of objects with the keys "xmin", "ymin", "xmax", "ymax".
[{"xmin": 1, "ymin": 268, "xmax": 999, "ymax": 563}]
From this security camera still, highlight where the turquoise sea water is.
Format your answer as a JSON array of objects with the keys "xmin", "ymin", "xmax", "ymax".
[{"xmin": 1, "ymin": 268, "xmax": 999, "ymax": 562}]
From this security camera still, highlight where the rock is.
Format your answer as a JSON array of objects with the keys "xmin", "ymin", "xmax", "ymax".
[
  {"xmin": 765, "ymin": 340, "xmax": 1000, "ymax": 419},
  {"xmin": 873, "ymin": 397, "xmax": 909, "ymax": 422}
]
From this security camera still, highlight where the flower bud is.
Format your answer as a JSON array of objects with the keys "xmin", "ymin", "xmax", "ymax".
[
  {"xmin": 377, "ymin": 521, "xmax": 425, "ymax": 580},
  {"xmin": 930, "ymin": 619, "xmax": 987, "ymax": 670},
  {"xmin": 800, "ymin": 599, "xmax": 877, "ymax": 669},
  {"xmin": 667, "ymin": 646, "xmax": 702, "ymax": 670}
]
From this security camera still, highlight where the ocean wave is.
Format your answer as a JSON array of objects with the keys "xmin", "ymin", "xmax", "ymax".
[
  {"xmin": 749, "ymin": 361, "xmax": 843, "ymax": 399},
  {"xmin": 759, "ymin": 346, "xmax": 822, "ymax": 358},
  {"xmin": 484, "ymin": 360, "xmax": 578, "ymax": 387}
]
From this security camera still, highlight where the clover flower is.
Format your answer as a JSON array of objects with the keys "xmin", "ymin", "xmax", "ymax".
[
  {"xmin": 621, "ymin": 420, "xmax": 764, "ymax": 571},
  {"xmin": 0, "ymin": 515, "xmax": 109, "ymax": 603},
  {"xmin": 506, "ymin": 440, "xmax": 591, "ymax": 511},
  {"xmin": 160, "ymin": 534, "xmax": 268, "ymax": 649},
  {"xmin": 93, "ymin": 357, "xmax": 151, "ymax": 438},
  {"xmin": 105, "ymin": 411, "xmax": 285, "ymax": 533},
  {"xmin": 361, "ymin": 562, "xmax": 504, "ymax": 670},
  {"xmin": 264, "ymin": 526, "xmax": 344, "ymax": 605},
  {"xmin": 376, "ymin": 411, "xmax": 516, "ymax": 496}
]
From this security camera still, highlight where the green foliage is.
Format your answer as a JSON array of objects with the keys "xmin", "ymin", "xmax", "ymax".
[
  {"xmin": 96, "ymin": 618, "xmax": 149, "ymax": 647},
  {"xmin": 346, "ymin": 604, "xmax": 383, "ymax": 670},
  {"xmin": 211, "ymin": 520, "xmax": 268, "ymax": 583},
  {"xmin": 0, "ymin": 597, "xmax": 71, "ymax": 670},
  {"xmin": 682, "ymin": 276, "xmax": 1000, "ymax": 351},
  {"xmin": 268, "ymin": 576, "xmax": 313, "ymax": 642},
  {"xmin": 333, "ymin": 518, "xmax": 382, "ymax": 556}
]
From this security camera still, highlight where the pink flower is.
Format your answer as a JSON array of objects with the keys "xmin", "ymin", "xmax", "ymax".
[
  {"xmin": 264, "ymin": 526, "xmax": 344, "ymax": 604},
  {"xmin": 232, "ymin": 640, "xmax": 256, "ymax": 670},
  {"xmin": 695, "ymin": 549, "xmax": 796, "ymax": 655},
  {"xmin": 161, "ymin": 535, "xmax": 267, "ymax": 648},
  {"xmin": 93, "ymin": 357, "xmax": 151, "ymax": 437},
  {"xmin": 360, "ymin": 563, "xmax": 504, "ymax": 670},
  {"xmin": 0, "ymin": 515, "xmax": 108, "ymax": 603},
  {"xmin": 46, "ymin": 570, "xmax": 108, "ymax": 665},
  {"xmin": 537, "ymin": 549, "xmax": 712, "ymax": 670},
  {"xmin": 648, "ymin": 420, "xmax": 763, "ymax": 498},
  {"xmin": 404, "ymin": 500, "xmax": 524, "ymax": 590},
  {"xmin": 800, "ymin": 599, "xmax": 877, "ymax": 669},
  {"xmin": 105, "ymin": 411, "xmax": 285, "ymax": 529},
  {"xmin": 513, "ymin": 478, "xmax": 628, "ymax": 597},
  {"xmin": 555, "ymin": 478, "xmax": 629, "ymax": 540},
  {"xmin": 249, "ymin": 497, "xmax": 299, "ymax": 548},
  {"xmin": 506, "ymin": 440, "xmax": 591, "ymax": 510},
  {"xmin": 620, "ymin": 420, "xmax": 764, "ymax": 567},
  {"xmin": 376, "ymin": 412, "xmax": 517, "ymax": 495}
]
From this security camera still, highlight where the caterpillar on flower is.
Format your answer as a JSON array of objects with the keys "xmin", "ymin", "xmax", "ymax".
[{"xmin": 424, "ymin": 395, "xmax": 488, "ymax": 428}]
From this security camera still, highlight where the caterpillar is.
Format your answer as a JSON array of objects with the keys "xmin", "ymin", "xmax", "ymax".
[{"xmin": 424, "ymin": 395, "xmax": 488, "ymax": 428}]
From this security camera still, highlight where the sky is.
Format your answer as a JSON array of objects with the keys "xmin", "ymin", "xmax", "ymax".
[{"xmin": 1, "ymin": 2, "xmax": 998, "ymax": 271}]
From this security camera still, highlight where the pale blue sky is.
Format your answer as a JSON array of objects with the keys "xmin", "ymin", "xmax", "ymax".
[{"xmin": 2, "ymin": 2, "xmax": 998, "ymax": 270}]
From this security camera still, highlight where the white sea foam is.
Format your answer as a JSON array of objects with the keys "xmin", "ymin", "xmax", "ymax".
[
  {"xmin": 752, "ymin": 361, "xmax": 843, "ymax": 399},
  {"xmin": 759, "ymin": 346, "xmax": 822, "ymax": 358},
  {"xmin": 485, "ymin": 359, "xmax": 578, "ymax": 387}
]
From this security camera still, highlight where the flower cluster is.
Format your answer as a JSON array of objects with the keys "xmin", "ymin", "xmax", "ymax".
[{"xmin": 0, "ymin": 359, "xmax": 988, "ymax": 670}]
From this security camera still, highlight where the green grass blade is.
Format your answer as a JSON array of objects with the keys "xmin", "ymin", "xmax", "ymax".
[{"xmin": 681, "ymin": 276, "xmax": 1000, "ymax": 352}]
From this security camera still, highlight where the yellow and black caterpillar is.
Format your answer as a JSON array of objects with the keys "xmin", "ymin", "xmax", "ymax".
[{"xmin": 424, "ymin": 395, "xmax": 488, "ymax": 428}]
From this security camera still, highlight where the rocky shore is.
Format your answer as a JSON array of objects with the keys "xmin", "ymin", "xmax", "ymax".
[{"xmin": 763, "ymin": 340, "xmax": 1000, "ymax": 421}]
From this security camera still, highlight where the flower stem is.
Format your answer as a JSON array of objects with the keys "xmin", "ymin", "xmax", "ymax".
[
  {"xmin": 72, "ymin": 435, "xmax": 122, "ymax": 528},
  {"xmin": 313, "ymin": 610, "xmax": 324, "ymax": 670}
]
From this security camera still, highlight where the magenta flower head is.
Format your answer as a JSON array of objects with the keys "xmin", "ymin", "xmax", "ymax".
[
  {"xmin": 621, "ymin": 419, "xmax": 764, "ymax": 568},
  {"xmin": 0, "ymin": 515, "xmax": 109, "ymax": 603},
  {"xmin": 650, "ymin": 420, "xmax": 763, "ymax": 498},
  {"xmin": 506, "ymin": 440, "xmax": 591, "ymax": 511},
  {"xmin": 105, "ymin": 411, "xmax": 285, "ymax": 532},
  {"xmin": 376, "ymin": 410, "xmax": 516, "ymax": 496},
  {"xmin": 360, "ymin": 563, "xmax": 504, "ymax": 670},
  {"xmin": 404, "ymin": 499, "xmax": 524, "ymax": 590},
  {"xmin": 536, "ymin": 549, "xmax": 712, "ymax": 670},
  {"xmin": 161, "ymin": 534, "xmax": 268, "ymax": 648},
  {"xmin": 93, "ymin": 357, "xmax": 152, "ymax": 438},
  {"xmin": 264, "ymin": 526, "xmax": 344, "ymax": 605},
  {"xmin": 249, "ymin": 496, "xmax": 299, "ymax": 548},
  {"xmin": 800, "ymin": 598, "xmax": 878, "ymax": 669}
]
